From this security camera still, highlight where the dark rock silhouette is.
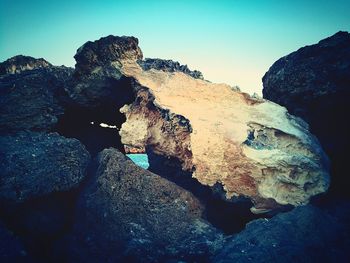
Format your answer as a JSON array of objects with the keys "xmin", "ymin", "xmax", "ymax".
[
  {"xmin": 0, "ymin": 131, "xmax": 90, "ymax": 203},
  {"xmin": 138, "ymin": 58, "xmax": 204, "ymax": 79},
  {"xmin": 0, "ymin": 58, "xmax": 73, "ymax": 133},
  {"xmin": 0, "ymin": 221, "xmax": 33, "ymax": 263},
  {"xmin": 214, "ymin": 204, "xmax": 350, "ymax": 262},
  {"xmin": 59, "ymin": 148, "xmax": 224, "ymax": 262},
  {"xmin": 262, "ymin": 31, "xmax": 350, "ymax": 196}
]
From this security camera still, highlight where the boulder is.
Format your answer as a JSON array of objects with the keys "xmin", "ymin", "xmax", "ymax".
[
  {"xmin": 0, "ymin": 55, "xmax": 51, "ymax": 75},
  {"xmin": 0, "ymin": 131, "xmax": 90, "ymax": 203},
  {"xmin": 262, "ymin": 31, "xmax": 350, "ymax": 195},
  {"xmin": 69, "ymin": 35, "xmax": 330, "ymax": 212},
  {"xmin": 0, "ymin": 57, "xmax": 73, "ymax": 133},
  {"xmin": 61, "ymin": 148, "xmax": 224, "ymax": 262},
  {"xmin": 213, "ymin": 205, "xmax": 350, "ymax": 262}
]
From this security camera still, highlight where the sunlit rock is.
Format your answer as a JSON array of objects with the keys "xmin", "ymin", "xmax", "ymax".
[{"xmin": 70, "ymin": 35, "xmax": 330, "ymax": 213}]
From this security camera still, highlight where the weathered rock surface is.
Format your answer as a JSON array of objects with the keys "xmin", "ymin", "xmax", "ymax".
[
  {"xmin": 138, "ymin": 58, "xmax": 204, "ymax": 79},
  {"xmin": 69, "ymin": 35, "xmax": 330, "ymax": 212},
  {"xmin": 262, "ymin": 31, "xmax": 350, "ymax": 195},
  {"xmin": 60, "ymin": 148, "xmax": 224, "ymax": 262},
  {"xmin": 0, "ymin": 55, "xmax": 51, "ymax": 75},
  {"xmin": 0, "ymin": 221, "xmax": 33, "ymax": 263},
  {"xmin": 0, "ymin": 131, "xmax": 90, "ymax": 203},
  {"xmin": 213, "ymin": 204, "xmax": 350, "ymax": 262},
  {"xmin": 0, "ymin": 58, "xmax": 73, "ymax": 133}
]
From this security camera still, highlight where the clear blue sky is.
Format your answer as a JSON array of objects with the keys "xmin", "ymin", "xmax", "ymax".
[{"xmin": 1, "ymin": 0, "xmax": 349, "ymax": 94}]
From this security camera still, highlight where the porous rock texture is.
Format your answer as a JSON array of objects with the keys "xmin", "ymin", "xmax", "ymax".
[
  {"xmin": 0, "ymin": 56, "xmax": 73, "ymax": 133},
  {"xmin": 213, "ymin": 204, "xmax": 350, "ymax": 262},
  {"xmin": 0, "ymin": 131, "xmax": 90, "ymax": 203},
  {"xmin": 69, "ymin": 35, "xmax": 330, "ymax": 213},
  {"xmin": 60, "ymin": 148, "xmax": 224, "ymax": 262},
  {"xmin": 262, "ymin": 31, "xmax": 350, "ymax": 195}
]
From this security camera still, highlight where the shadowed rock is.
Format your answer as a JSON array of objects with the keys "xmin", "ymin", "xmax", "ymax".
[
  {"xmin": 0, "ymin": 221, "xmax": 33, "ymax": 263},
  {"xmin": 0, "ymin": 131, "xmax": 90, "ymax": 203},
  {"xmin": 59, "ymin": 148, "xmax": 224, "ymax": 262},
  {"xmin": 0, "ymin": 58, "xmax": 73, "ymax": 133},
  {"xmin": 213, "ymin": 205, "xmax": 350, "ymax": 262}
]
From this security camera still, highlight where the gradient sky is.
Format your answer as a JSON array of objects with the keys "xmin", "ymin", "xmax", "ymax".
[{"xmin": 1, "ymin": 0, "xmax": 349, "ymax": 95}]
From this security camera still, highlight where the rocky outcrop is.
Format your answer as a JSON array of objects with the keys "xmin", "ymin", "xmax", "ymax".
[
  {"xmin": 0, "ymin": 60, "xmax": 73, "ymax": 133},
  {"xmin": 67, "ymin": 35, "xmax": 330, "ymax": 213},
  {"xmin": 138, "ymin": 58, "xmax": 204, "ymax": 79},
  {"xmin": 60, "ymin": 148, "xmax": 224, "ymax": 262},
  {"xmin": 0, "ymin": 131, "xmax": 90, "ymax": 203},
  {"xmin": 0, "ymin": 55, "xmax": 51, "ymax": 75},
  {"xmin": 262, "ymin": 31, "xmax": 350, "ymax": 195},
  {"xmin": 213, "ymin": 204, "xmax": 350, "ymax": 262}
]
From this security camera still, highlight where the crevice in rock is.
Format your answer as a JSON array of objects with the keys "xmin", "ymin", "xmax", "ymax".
[
  {"xmin": 55, "ymin": 105, "xmax": 126, "ymax": 156},
  {"xmin": 146, "ymin": 150, "xmax": 271, "ymax": 235},
  {"xmin": 54, "ymin": 77, "xmax": 138, "ymax": 157}
]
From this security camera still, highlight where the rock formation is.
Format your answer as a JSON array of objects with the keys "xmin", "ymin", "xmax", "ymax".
[
  {"xmin": 0, "ymin": 55, "xmax": 51, "ymax": 75},
  {"xmin": 0, "ymin": 57, "xmax": 73, "ymax": 133},
  {"xmin": 138, "ymin": 58, "xmax": 204, "ymax": 79},
  {"xmin": 262, "ymin": 31, "xmax": 350, "ymax": 195},
  {"xmin": 213, "ymin": 204, "xmax": 350, "ymax": 262},
  {"xmin": 68, "ymin": 35, "xmax": 330, "ymax": 213},
  {"xmin": 59, "ymin": 148, "xmax": 224, "ymax": 262},
  {"xmin": 1, "ymin": 33, "xmax": 347, "ymax": 262},
  {"xmin": 0, "ymin": 131, "xmax": 90, "ymax": 203}
]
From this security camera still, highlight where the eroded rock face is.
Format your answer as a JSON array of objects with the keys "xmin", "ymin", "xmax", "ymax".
[
  {"xmin": 70, "ymin": 35, "xmax": 330, "ymax": 213},
  {"xmin": 0, "ymin": 131, "xmax": 90, "ymax": 203},
  {"xmin": 213, "ymin": 205, "xmax": 350, "ymax": 262},
  {"xmin": 61, "ymin": 148, "xmax": 224, "ymax": 262},
  {"xmin": 0, "ymin": 55, "xmax": 51, "ymax": 75},
  {"xmin": 262, "ymin": 31, "xmax": 350, "ymax": 195},
  {"xmin": 0, "ymin": 62, "xmax": 73, "ymax": 133},
  {"xmin": 138, "ymin": 58, "xmax": 204, "ymax": 79}
]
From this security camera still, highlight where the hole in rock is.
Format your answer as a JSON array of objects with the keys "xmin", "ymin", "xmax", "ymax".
[
  {"xmin": 55, "ymin": 77, "xmax": 136, "ymax": 156},
  {"xmin": 146, "ymin": 150, "xmax": 269, "ymax": 235}
]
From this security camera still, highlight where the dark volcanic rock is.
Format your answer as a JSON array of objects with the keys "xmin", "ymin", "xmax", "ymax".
[
  {"xmin": 0, "ymin": 221, "xmax": 33, "ymax": 262},
  {"xmin": 138, "ymin": 58, "xmax": 204, "ymax": 79},
  {"xmin": 60, "ymin": 148, "xmax": 223, "ymax": 262},
  {"xmin": 214, "ymin": 205, "xmax": 350, "ymax": 263},
  {"xmin": 0, "ymin": 131, "xmax": 90, "ymax": 203},
  {"xmin": 0, "ymin": 55, "xmax": 51, "ymax": 75},
  {"xmin": 67, "ymin": 36, "xmax": 139, "ymax": 109},
  {"xmin": 0, "ymin": 64, "xmax": 73, "ymax": 133},
  {"xmin": 262, "ymin": 31, "xmax": 350, "ymax": 195},
  {"xmin": 74, "ymin": 35, "xmax": 143, "ymax": 77}
]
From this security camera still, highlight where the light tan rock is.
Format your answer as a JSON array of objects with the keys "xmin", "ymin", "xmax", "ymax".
[
  {"xmin": 69, "ymin": 35, "xmax": 330, "ymax": 213},
  {"xmin": 118, "ymin": 59, "xmax": 330, "ymax": 212}
]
